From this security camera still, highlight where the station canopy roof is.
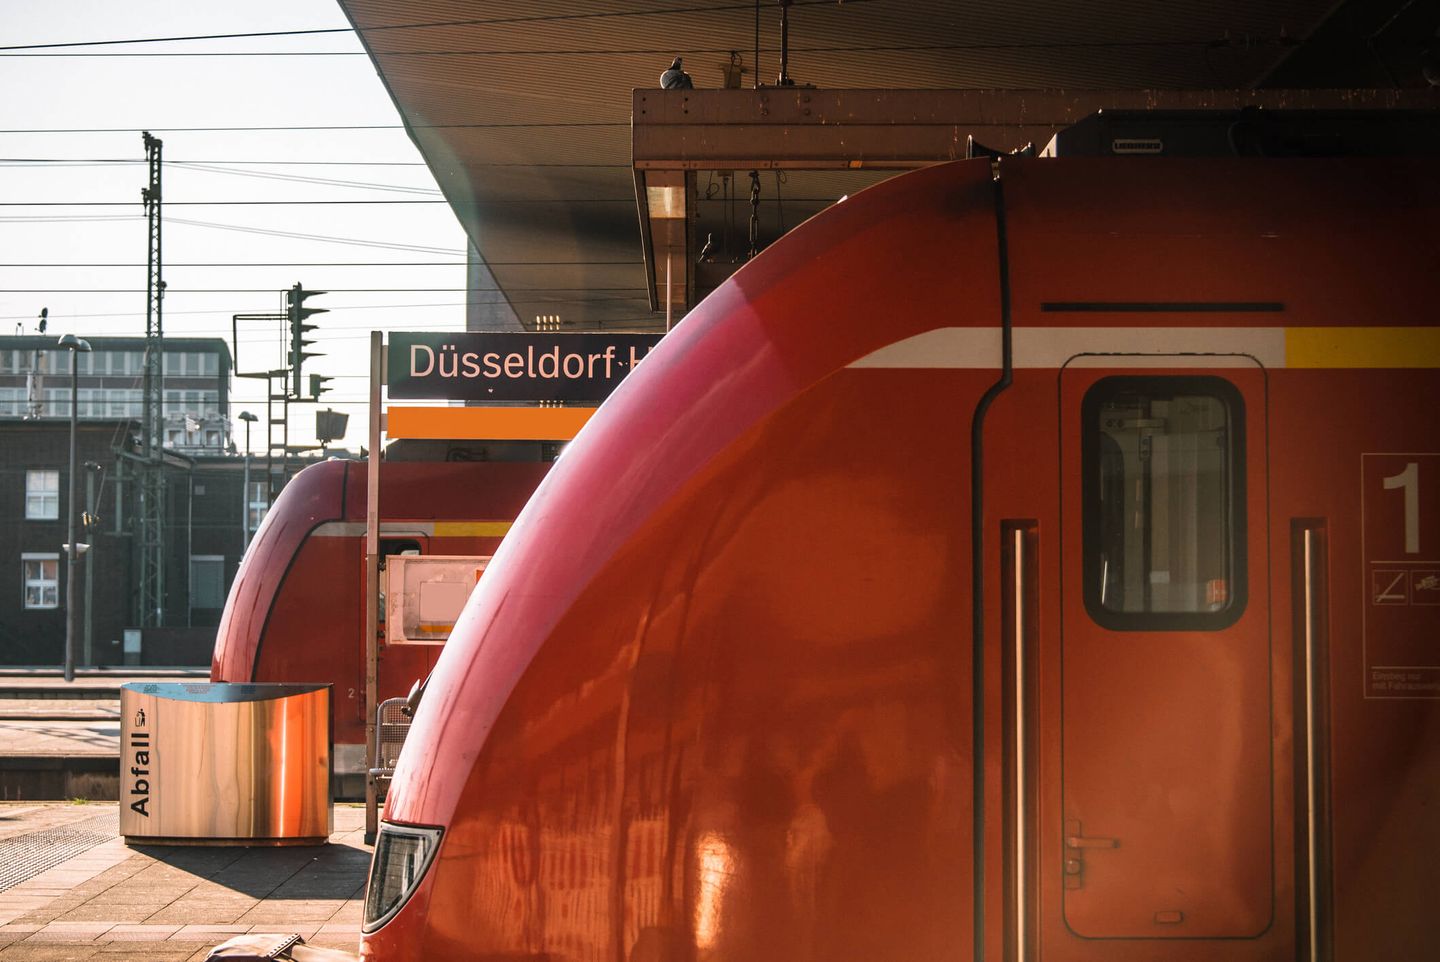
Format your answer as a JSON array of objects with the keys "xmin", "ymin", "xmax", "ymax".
[{"xmin": 335, "ymin": 0, "xmax": 1440, "ymax": 331}]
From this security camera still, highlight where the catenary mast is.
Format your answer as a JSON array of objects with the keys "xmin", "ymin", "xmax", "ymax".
[{"xmin": 138, "ymin": 131, "xmax": 165, "ymax": 626}]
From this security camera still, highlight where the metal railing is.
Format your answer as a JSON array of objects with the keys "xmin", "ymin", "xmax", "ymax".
[{"xmin": 369, "ymin": 697, "xmax": 412, "ymax": 795}]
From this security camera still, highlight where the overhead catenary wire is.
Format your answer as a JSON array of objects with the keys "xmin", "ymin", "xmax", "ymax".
[
  {"xmin": 1, "ymin": 160, "xmax": 599, "ymax": 202},
  {"xmin": 0, "ymin": 197, "xmax": 826, "ymax": 206},
  {"xmin": 0, "ymin": 214, "xmax": 467, "ymax": 255},
  {"xmin": 0, "ymin": 160, "xmax": 625, "ymax": 167},
  {"xmin": 0, "ymin": 122, "xmax": 628, "ymax": 133},
  {"xmin": 169, "ymin": 218, "xmax": 463, "ymax": 254},
  {"xmin": 0, "ymin": 288, "xmax": 646, "ymax": 293},
  {"xmin": 0, "ymin": 37, "xmax": 1238, "ymax": 58},
  {"xmin": 1, "ymin": 316, "xmax": 653, "ymax": 336},
  {"xmin": 0, "ymin": 215, "xmax": 465, "ymax": 254},
  {"xmin": 168, "ymin": 162, "xmax": 442, "ymax": 194},
  {"xmin": 0, "ymin": 199, "xmax": 654, "ymax": 205},
  {"xmin": 3, "ymin": 200, "xmax": 449, "ymax": 206},
  {"xmin": 0, "ymin": 0, "xmax": 876, "ymax": 52},
  {"xmin": 0, "ymin": 303, "xmax": 458, "ymax": 321},
  {"xmin": 0, "ymin": 292, "xmax": 651, "ymax": 319},
  {"xmin": 1, "ymin": 261, "xmax": 635, "ymax": 267}
]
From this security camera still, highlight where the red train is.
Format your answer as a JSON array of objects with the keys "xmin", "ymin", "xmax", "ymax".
[
  {"xmin": 358, "ymin": 157, "xmax": 1439, "ymax": 962},
  {"xmin": 209, "ymin": 457, "xmax": 550, "ymax": 792}
]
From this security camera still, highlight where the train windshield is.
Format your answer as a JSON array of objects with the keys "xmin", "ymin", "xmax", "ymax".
[{"xmin": 1084, "ymin": 376, "xmax": 1246, "ymax": 629}]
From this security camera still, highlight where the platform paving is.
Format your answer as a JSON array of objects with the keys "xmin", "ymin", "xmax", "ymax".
[{"xmin": 0, "ymin": 803, "xmax": 368, "ymax": 961}]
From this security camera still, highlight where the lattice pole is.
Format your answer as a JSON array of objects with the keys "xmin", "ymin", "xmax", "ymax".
[{"xmin": 138, "ymin": 131, "xmax": 166, "ymax": 627}]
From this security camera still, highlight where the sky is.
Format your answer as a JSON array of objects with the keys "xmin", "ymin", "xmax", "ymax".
[{"xmin": 2, "ymin": 0, "xmax": 472, "ymax": 451}]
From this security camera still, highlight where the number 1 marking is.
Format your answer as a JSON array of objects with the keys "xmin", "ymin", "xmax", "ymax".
[{"xmin": 1383, "ymin": 462, "xmax": 1420, "ymax": 555}]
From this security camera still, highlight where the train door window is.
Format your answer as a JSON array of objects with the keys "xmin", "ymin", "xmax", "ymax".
[
  {"xmin": 378, "ymin": 539, "xmax": 423, "ymax": 627},
  {"xmin": 381, "ymin": 539, "xmax": 422, "ymax": 560},
  {"xmin": 1082, "ymin": 376, "xmax": 1246, "ymax": 630}
]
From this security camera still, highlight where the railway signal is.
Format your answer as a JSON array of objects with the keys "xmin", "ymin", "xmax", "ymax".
[
  {"xmin": 309, "ymin": 372, "xmax": 333, "ymax": 401},
  {"xmin": 287, "ymin": 283, "xmax": 327, "ymax": 397}
]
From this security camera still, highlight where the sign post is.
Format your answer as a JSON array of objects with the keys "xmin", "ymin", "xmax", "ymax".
[
  {"xmin": 361, "ymin": 329, "xmax": 663, "ymax": 842},
  {"xmin": 364, "ymin": 332, "xmax": 382, "ymax": 844}
]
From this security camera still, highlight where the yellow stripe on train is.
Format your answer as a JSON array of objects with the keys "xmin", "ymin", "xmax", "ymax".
[
  {"xmin": 1285, "ymin": 326, "xmax": 1440, "ymax": 369},
  {"xmin": 433, "ymin": 521, "xmax": 514, "ymax": 538}
]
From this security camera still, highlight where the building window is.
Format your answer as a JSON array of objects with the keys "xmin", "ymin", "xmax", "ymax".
[
  {"xmin": 78, "ymin": 388, "xmax": 105, "ymax": 418},
  {"xmin": 248, "ymin": 480, "xmax": 270, "ymax": 532},
  {"xmin": 1083, "ymin": 376, "xmax": 1246, "ymax": 631},
  {"xmin": 190, "ymin": 555, "xmax": 226, "ymax": 609},
  {"xmin": 164, "ymin": 352, "xmax": 206, "ymax": 377},
  {"xmin": 42, "ymin": 388, "xmax": 70, "ymax": 418},
  {"xmin": 25, "ymin": 469, "xmax": 60, "ymax": 520},
  {"xmin": 22, "ymin": 553, "xmax": 59, "ymax": 609}
]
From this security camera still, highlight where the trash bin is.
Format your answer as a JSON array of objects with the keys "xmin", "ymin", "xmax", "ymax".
[{"xmin": 118, "ymin": 682, "xmax": 331, "ymax": 845}]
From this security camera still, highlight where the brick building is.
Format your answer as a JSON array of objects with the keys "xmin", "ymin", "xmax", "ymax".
[{"xmin": 0, "ymin": 336, "xmax": 288, "ymax": 666}]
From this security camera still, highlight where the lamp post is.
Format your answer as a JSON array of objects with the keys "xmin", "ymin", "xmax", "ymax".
[
  {"xmin": 58, "ymin": 333, "xmax": 91, "ymax": 682},
  {"xmin": 238, "ymin": 411, "xmax": 258, "ymax": 549}
]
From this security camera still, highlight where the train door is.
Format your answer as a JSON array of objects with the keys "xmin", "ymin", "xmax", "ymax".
[{"xmin": 1044, "ymin": 360, "xmax": 1284, "ymax": 957}]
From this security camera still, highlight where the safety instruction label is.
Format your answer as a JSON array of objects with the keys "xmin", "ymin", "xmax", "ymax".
[{"xmin": 1363, "ymin": 453, "xmax": 1440, "ymax": 698}]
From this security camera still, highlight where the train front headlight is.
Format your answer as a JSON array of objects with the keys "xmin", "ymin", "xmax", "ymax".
[{"xmin": 363, "ymin": 822, "xmax": 443, "ymax": 932}]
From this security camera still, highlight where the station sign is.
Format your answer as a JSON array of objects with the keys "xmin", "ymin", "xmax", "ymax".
[{"xmin": 388, "ymin": 332, "xmax": 664, "ymax": 403}]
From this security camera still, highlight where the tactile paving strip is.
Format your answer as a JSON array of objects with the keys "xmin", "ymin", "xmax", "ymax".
[{"xmin": 0, "ymin": 810, "xmax": 118, "ymax": 893}]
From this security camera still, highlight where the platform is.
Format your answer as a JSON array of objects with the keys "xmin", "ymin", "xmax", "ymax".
[
  {"xmin": 0, "ymin": 801, "xmax": 368, "ymax": 960},
  {"xmin": 0, "ymin": 670, "xmax": 206, "ymax": 802}
]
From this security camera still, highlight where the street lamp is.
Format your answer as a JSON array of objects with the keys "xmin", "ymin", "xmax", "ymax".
[
  {"xmin": 238, "ymin": 411, "xmax": 258, "ymax": 548},
  {"xmin": 58, "ymin": 333, "xmax": 91, "ymax": 683}
]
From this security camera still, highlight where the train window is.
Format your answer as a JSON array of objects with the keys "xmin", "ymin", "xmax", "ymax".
[
  {"xmin": 381, "ymin": 539, "xmax": 422, "ymax": 560},
  {"xmin": 1082, "ymin": 376, "xmax": 1246, "ymax": 630},
  {"xmin": 378, "ymin": 540, "xmax": 423, "ymax": 626}
]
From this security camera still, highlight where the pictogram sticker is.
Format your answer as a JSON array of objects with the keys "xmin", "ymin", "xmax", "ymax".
[
  {"xmin": 1362, "ymin": 453, "xmax": 1440, "ymax": 699},
  {"xmin": 1372, "ymin": 570, "xmax": 1410, "ymax": 605},
  {"xmin": 1415, "ymin": 571, "xmax": 1440, "ymax": 606}
]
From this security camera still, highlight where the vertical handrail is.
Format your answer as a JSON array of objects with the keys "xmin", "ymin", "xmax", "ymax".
[
  {"xmin": 1012, "ymin": 525, "xmax": 1028, "ymax": 962},
  {"xmin": 1002, "ymin": 521, "xmax": 1034, "ymax": 962},
  {"xmin": 1302, "ymin": 527, "xmax": 1322, "ymax": 962},
  {"xmin": 1295, "ymin": 519, "xmax": 1330, "ymax": 962},
  {"xmin": 1303, "ymin": 528, "xmax": 1317, "ymax": 962}
]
